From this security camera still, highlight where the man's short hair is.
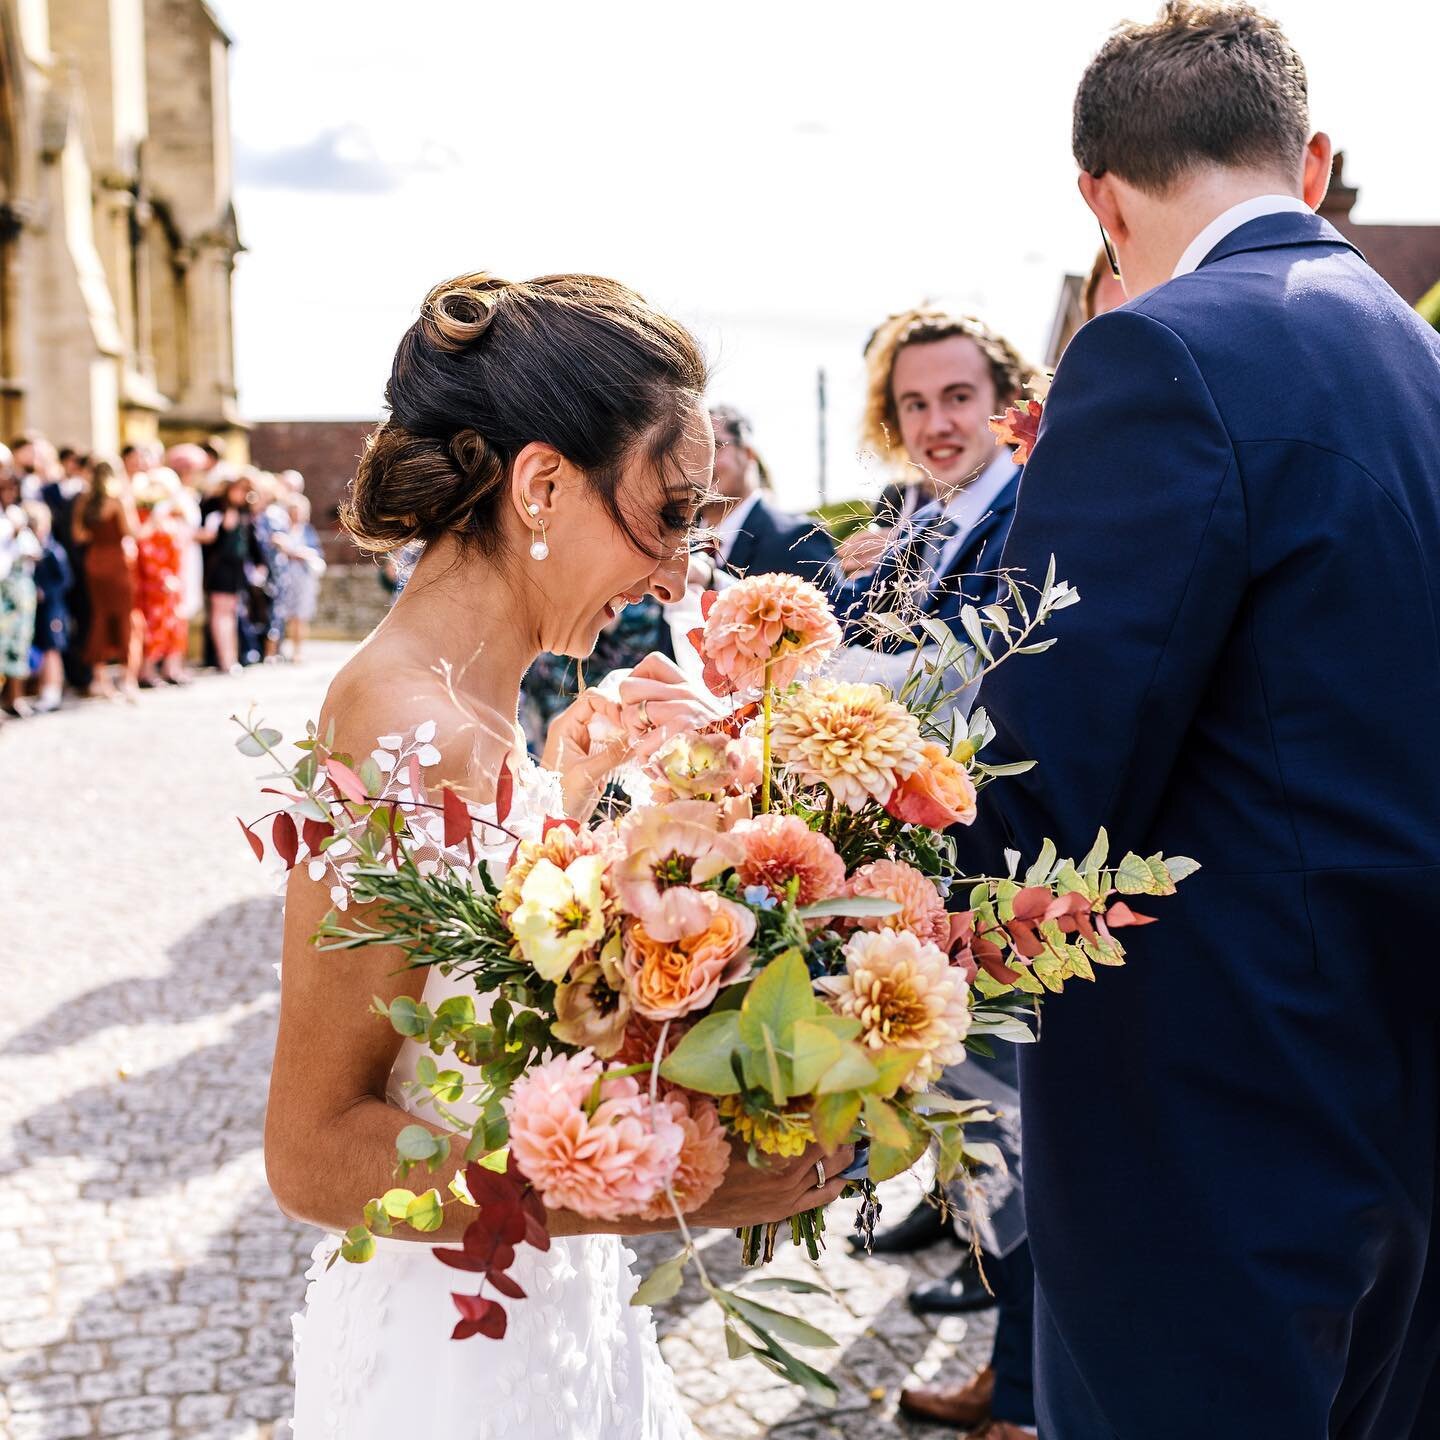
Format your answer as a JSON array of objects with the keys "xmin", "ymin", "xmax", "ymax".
[{"xmin": 1073, "ymin": 1, "xmax": 1309, "ymax": 193}]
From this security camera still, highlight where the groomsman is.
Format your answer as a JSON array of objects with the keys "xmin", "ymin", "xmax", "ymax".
[
  {"xmin": 831, "ymin": 311, "xmax": 1025, "ymax": 653},
  {"xmin": 704, "ymin": 405, "xmax": 834, "ymax": 586},
  {"xmin": 834, "ymin": 308, "xmax": 1039, "ymax": 1440},
  {"xmin": 956, "ymin": 5, "xmax": 1440, "ymax": 1437}
]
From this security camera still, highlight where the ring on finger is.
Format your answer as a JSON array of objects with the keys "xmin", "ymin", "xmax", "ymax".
[{"xmin": 813, "ymin": 1159, "xmax": 826, "ymax": 1190}]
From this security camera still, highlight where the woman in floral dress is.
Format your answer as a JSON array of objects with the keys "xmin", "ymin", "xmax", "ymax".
[{"xmin": 135, "ymin": 473, "xmax": 191, "ymax": 685}]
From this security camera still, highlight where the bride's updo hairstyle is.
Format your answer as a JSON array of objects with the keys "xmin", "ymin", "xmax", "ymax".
[{"xmin": 343, "ymin": 272, "xmax": 708, "ymax": 557}]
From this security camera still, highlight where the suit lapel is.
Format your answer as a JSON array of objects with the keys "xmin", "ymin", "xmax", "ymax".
[{"xmin": 726, "ymin": 498, "xmax": 773, "ymax": 575}]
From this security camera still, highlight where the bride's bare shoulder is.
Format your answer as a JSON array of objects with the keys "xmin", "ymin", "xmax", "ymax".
[{"xmin": 318, "ymin": 644, "xmax": 515, "ymax": 806}]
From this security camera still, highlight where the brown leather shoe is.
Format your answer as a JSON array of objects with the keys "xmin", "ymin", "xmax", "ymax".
[{"xmin": 898, "ymin": 1365, "xmax": 995, "ymax": 1426}]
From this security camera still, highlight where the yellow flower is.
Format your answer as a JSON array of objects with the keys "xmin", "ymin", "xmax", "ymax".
[
  {"xmin": 819, "ymin": 928, "xmax": 971, "ymax": 1090},
  {"xmin": 771, "ymin": 679, "xmax": 924, "ymax": 809},
  {"xmin": 719, "ymin": 1094, "xmax": 816, "ymax": 1157},
  {"xmin": 509, "ymin": 854, "xmax": 610, "ymax": 982}
]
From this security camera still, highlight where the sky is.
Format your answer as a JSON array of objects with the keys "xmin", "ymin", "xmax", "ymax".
[{"xmin": 218, "ymin": 0, "xmax": 1440, "ymax": 511}]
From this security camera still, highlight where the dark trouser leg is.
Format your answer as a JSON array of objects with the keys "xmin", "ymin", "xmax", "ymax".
[{"xmin": 989, "ymin": 1239, "xmax": 1036, "ymax": 1428}]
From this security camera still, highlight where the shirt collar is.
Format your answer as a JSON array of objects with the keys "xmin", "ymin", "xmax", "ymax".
[
  {"xmin": 937, "ymin": 449, "xmax": 1020, "ymax": 535},
  {"xmin": 714, "ymin": 490, "xmax": 762, "ymax": 563},
  {"xmin": 1171, "ymin": 194, "xmax": 1314, "ymax": 279}
]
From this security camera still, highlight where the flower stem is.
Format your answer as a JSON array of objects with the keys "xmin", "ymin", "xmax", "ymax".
[{"xmin": 760, "ymin": 662, "xmax": 774, "ymax": 815}]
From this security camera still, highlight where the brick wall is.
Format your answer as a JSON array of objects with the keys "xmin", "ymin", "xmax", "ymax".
[{"xmin": 248, "ymin": 418, "xmax": 376, "ymax": 564}]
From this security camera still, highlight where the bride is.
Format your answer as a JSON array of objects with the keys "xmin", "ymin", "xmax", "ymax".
[{"xmin": 266, "ymin": 272, "xmax": 855, "ymax": 1439}]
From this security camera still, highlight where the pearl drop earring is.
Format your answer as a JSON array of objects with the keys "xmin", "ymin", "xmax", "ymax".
[{"xmin": 529, "ymin": 516, "xmax": 549, "ymax": 561}]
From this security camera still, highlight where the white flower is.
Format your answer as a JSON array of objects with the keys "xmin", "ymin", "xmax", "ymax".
[{"xmin": 509, "ymin": 854, "xmax": 610, "ymax": 981}]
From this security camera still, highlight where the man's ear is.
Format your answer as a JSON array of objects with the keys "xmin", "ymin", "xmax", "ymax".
[
  {"xmin": 1078, "ymin": 171, "xmax": 1129, "ymax": 242},
  {"xmin": 1302, "ymin": 132, "xmax": 1333, "ymax": 211}
]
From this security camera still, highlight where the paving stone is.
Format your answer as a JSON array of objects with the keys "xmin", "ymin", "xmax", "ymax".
[
  {"xmin": 77, "ymin": 1369, "xmax": 145, "ymax": 1404},
  {"xmin": 96, "ymin": 1397, "xmax": 172, "ymax": 1435},
  {"xmin": 7, "ymin": 1406, "xmax": 94, "ymax": 1439},
  {"xmin": 143, "ymin": 1360, "xmax": 218, "ymax": 1396},
  {"xmin": 174, "ymin": 1395, "xmax": 232, "ymax": 1427}
]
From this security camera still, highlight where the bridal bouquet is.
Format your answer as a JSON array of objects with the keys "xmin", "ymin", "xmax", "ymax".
[{"xmin": 238, "ymin": 564, "xmax": 1196, "ymax": 1404}]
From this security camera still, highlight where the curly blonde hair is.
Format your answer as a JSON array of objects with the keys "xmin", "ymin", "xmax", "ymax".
[{"xmin": 861, "ymin": 309, "xmax": 1030, "ymax": 466}]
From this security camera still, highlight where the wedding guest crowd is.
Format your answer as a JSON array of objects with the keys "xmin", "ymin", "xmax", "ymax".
[{"xmin": 0, "ymin": 430, "xmax": 317, "ymax": 721}]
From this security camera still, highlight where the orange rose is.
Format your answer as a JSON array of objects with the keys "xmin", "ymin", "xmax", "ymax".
[
  {"xmin": 622, "ymin": 893, "xmax": 754, "ymax": 1020},
  {"xmin": 884, "ymin": 742, "xmax": 978, "ymax": 829}
]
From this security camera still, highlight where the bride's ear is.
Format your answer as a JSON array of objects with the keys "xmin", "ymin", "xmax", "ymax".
[{"xmin": 508, "ymin": 441, "xmax": 566, "ymax": 527}]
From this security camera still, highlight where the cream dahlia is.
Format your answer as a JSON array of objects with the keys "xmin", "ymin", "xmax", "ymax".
[
  {"xmin": 820, "ymin": 927, "xmax": 971, "ymax": 1089},
  {"xmin": 770, "ymin": 679, "xmax": 924, "ymax": 809}
]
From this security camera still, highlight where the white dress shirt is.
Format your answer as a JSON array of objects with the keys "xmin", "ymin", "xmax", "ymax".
[
  {"xmin": 711, "ymin": 491, "xmax": 762, "ymax": 566},
  {"xmin": 1171, "ymin": 194, "xmax": 1313, "ymax": 279},
  {"xmin": 931, "ymin": 450, "xmax": 1022, "ymax": 585}
]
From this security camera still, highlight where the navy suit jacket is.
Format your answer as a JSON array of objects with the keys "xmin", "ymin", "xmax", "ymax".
[
  {"xmin": 723, "ymin": 496, "xmax": 834, "ymax": 587},
  {"xmin": 955, "ymin": 212, "xmax": 1440, "ymax": 1439},
  {"xmin": 832, "ymin": 468, "xmax": 1019, "ymax": 648}
]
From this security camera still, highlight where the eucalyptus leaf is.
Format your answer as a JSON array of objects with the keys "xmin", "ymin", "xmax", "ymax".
[
  {"xmin": 659, "ymin": 1011, "xmax": 743, "ymax": 1095},
  {"xmin": 340, "ymin": 1225, "xmax": 375, "ymax": 1264},
  {"xmin": 405, "ymin": 1188, "xmax": 444, "ymax": 1232},
  {"xmin": 741, "ymin": 1276, "xmax": 829, "ymax": 1295},
  {"xmin": 796, "ymin": 896, "xmax": 901, "ymax": 920},
  {"xmin": 722, "ymin": 1293, "xmax": 838, "ymax": 1350},
  {"xmin": 631, "ymin": 1249, "xmax": 689, "ymax": 1307}
]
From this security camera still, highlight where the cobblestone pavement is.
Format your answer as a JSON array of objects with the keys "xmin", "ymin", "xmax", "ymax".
[{"xmin": 2, "ymin": 649, "xmax": 995, "ymax": 1440}]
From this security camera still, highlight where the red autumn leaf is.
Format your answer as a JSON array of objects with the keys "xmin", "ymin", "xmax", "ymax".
[
  {"xmin": 542, "ymin": 816, "xmax": 580, "ymax": 839},
  {"xmin": 486, "ymin": 1270, "xmax": 527, "ymax": 1301},
  {"xmin": 458, "ymin": 1226, "xmax": 516, "ymax": 1276},
  {"xmin": 519, "ymin": 1185, "xmax": 552, "ymax": 1252},
  {"xmin": 1010, "ymin": 886, "xmax": 1054, "ymax": 922},
  {"xmin": 302, "ymin": 817, "xmax": 333, "ymax": 855},
  {"xmin": 325, "ymin": 757, "xmax": 369, "ymax": 805},
  {"xmin": 1104, "ymin": 901, "xmax": 1157, "ymax": 928},
  {"xmin": 1004, "ymin": 918, "xmax": 1046, "ymax": 960},
  {"xmin": 699, "ymin": 588, "xmax": 718, "ymax": 620},
  {"xmin": 442, "ymin": 786, "xmax": 473, "ymax": 850},
  {"xmin": 434, "ymin": 1248, "xmax": 489, "ymax": 1273},
  {"xmin": 465, "ymin": 1163, "xmax": 521, "ymax": 1210},
  {"xmin": 451, "ymin": 1294, "xmax": 507, "ymax": 1340},
  {"xmin": 711, "ymin": 702, "xmax": 760, "ymax": 739},
  {"xmin": 686, "ymin": 625, "xmax": 705, "ymax": 659},
  {"xmin": 1045, "ymin": 891, "xmax": 1099, "ymax": 942},
  {"xmin": 494, "ymin": 757, "xmax": 514, "ymax": 827},
  {"xmin": 988, "ymin": 398, "xmax": 1043, "ymax": 465},
  {"xmin": 272, "ymin": 812, "xmax": 299, "ymax": 870},
  {"xmin": 973, "ymin": 930, "xmax": 1023, "ymax": 985},
  {"xmin": 237, "ymin": 818, "xmax": 264, "ymax": 862}
]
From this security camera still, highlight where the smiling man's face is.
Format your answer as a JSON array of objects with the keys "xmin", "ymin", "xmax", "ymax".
[{"xmin": 892, "ymin": 336, "xmax": 999, "ymax": 492}]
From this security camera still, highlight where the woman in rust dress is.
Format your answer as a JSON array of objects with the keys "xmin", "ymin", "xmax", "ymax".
[
  {"xmin": 135, "ymin": 470, "xmax": 191, "ymax": 685},
  {"xmin": 72, "ymin": 459, "xmax": 143, "ymax": 699}
]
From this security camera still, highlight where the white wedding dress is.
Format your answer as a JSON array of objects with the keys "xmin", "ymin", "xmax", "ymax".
[{"xmin": 289, "ymin": 731, "xmax": 696, "ymax": 1439}]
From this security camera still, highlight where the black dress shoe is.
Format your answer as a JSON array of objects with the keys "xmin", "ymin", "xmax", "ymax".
[
  {"xmin": 849, "ymin": 1195, "xmax": 955, "ymax": 1255},
  {"xmin": 908, "ymin": 1251, "xmax": 998, "ymax": 1316}
]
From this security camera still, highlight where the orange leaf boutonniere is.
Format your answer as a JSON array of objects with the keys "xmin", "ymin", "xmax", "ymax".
[{"xmin": 988, "ymin": 398, "xmax": 1044, "ymax": 465}]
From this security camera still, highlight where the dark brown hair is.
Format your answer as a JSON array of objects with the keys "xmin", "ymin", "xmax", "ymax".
[
  {"xmin": 1073, "ymin": 2, "xmax": 1309, "ymax": 194},
  {"xmin": 860, "ymin": 309, "xmax": 1029, "ymax": 464},
  {"xmin": 344, "ymin": 272, "xmax": 708, "ymax": 557}
]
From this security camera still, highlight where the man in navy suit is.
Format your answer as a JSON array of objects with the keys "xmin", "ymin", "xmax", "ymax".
[
  {"xmin": 956, "ymin": 6, "xmax": 1440, "ymax": 1436},
  {"xmin": 705, "ymin": 405, "xmax": 833, "ymax": 586}
]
